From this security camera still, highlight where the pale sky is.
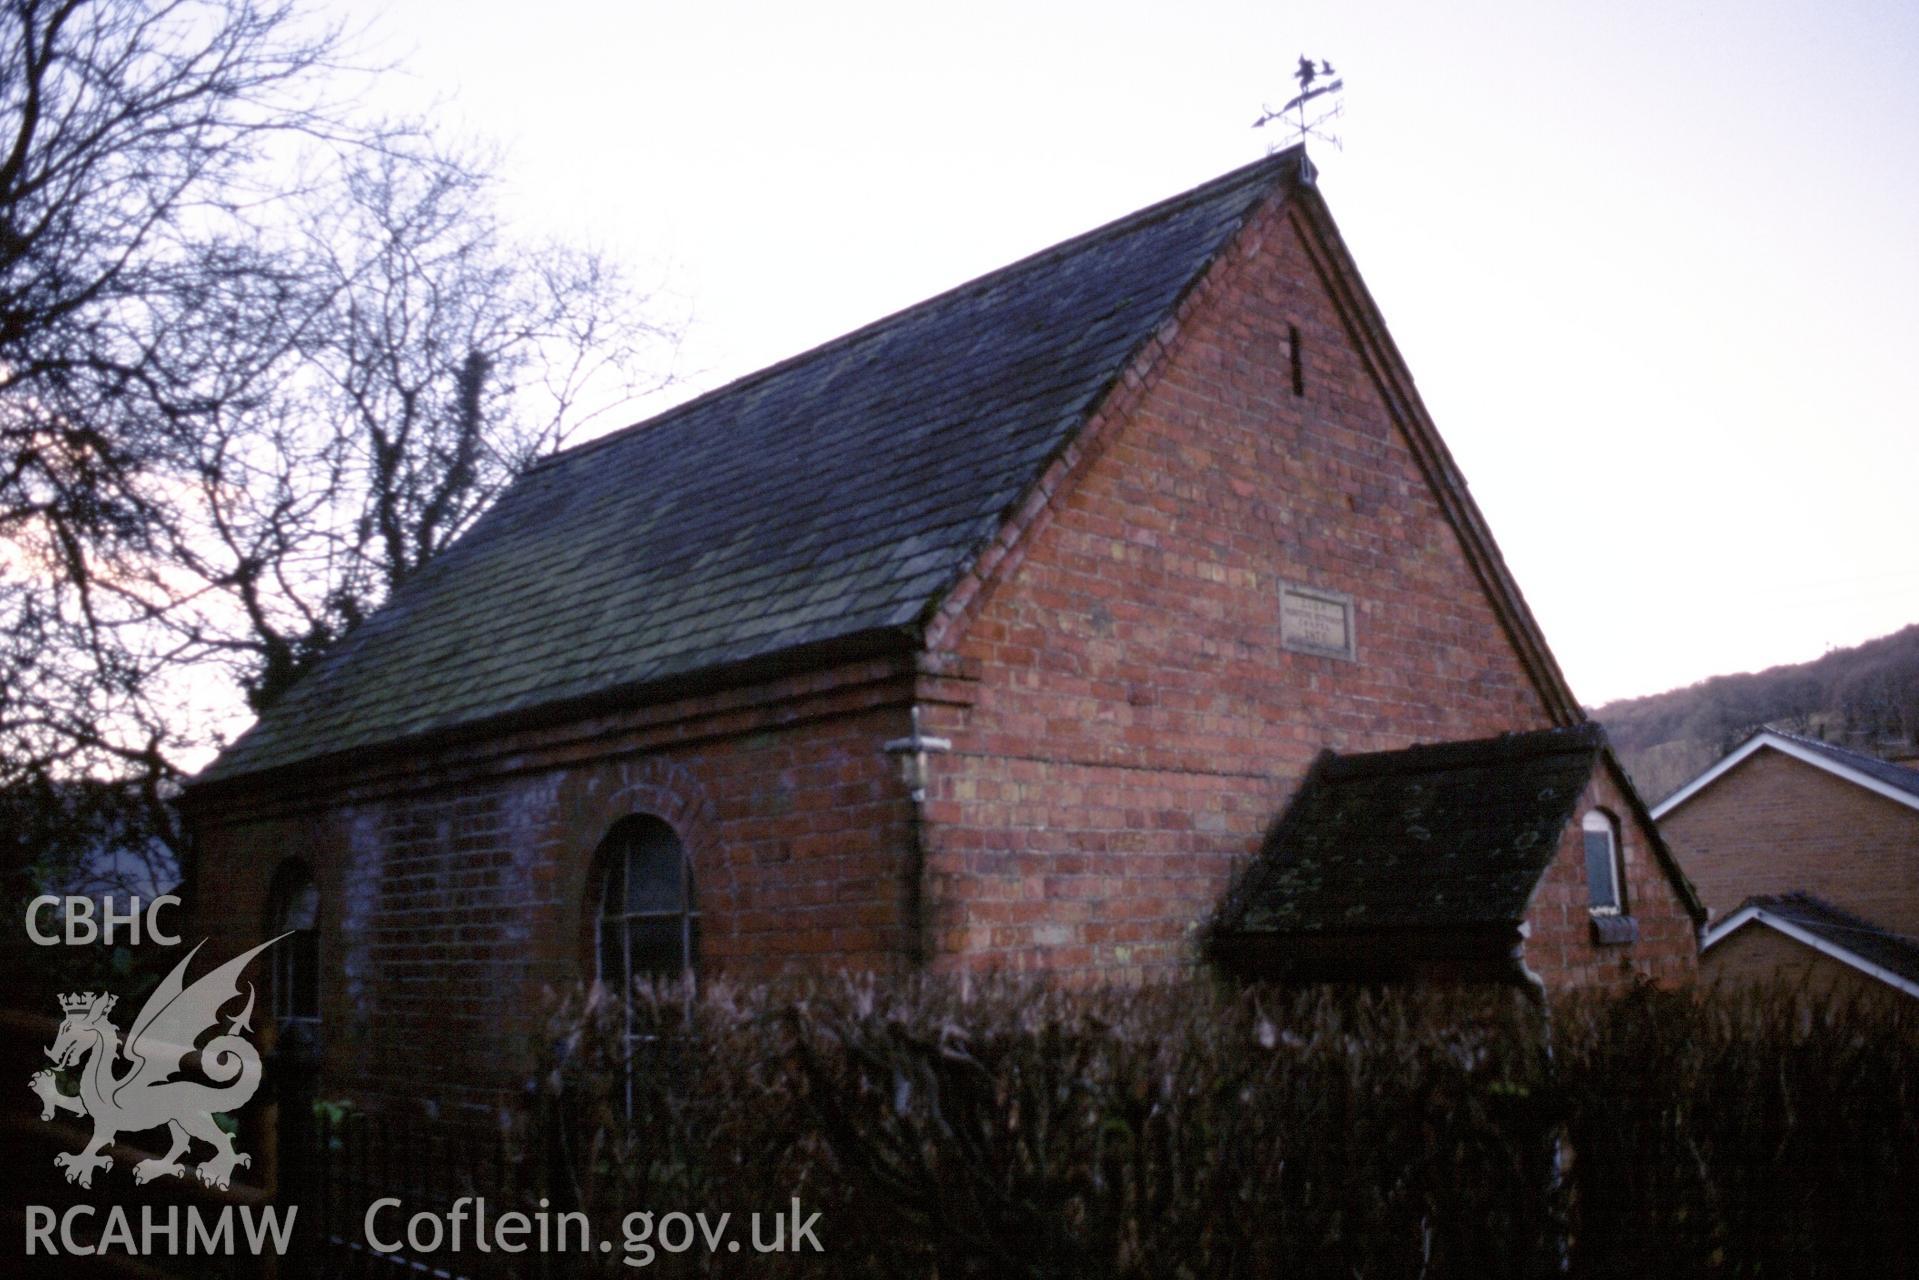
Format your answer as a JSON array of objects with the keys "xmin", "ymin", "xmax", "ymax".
[{"xmin": 330, "ymin": 0, "xmax": 1918, "ymax": 707}]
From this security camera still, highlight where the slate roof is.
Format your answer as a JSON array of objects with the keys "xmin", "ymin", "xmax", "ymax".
[
  {"xmin": 1768, "ymin": 730, "xmax": 1919, "ymax": 804},
  {"xmin": 198, "ymin": 148, "xmax": 1313, "ymax": 785},
  {"xmin": 1215, "ymin": 725, "xmax": 1607, "ymax": 939},
  {"xmin": 1712, "ymin": 892, "xmax": 1919, "ymax": 991}
]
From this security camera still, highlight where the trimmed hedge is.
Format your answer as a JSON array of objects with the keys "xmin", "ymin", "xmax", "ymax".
[{"xmin": 535, "ymin": 980, "xmax": 1916, "ymax": 1279}]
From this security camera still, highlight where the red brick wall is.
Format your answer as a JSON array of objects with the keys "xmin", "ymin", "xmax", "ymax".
[
  {"xmin": 1660, "ymin": 747, "xmax": 1919, "ymax": 933},
  {"xmin": 916, "ymin": 195, "xmax": 1568, "ymax": 979},
  {"xmin": 189, "ymin": 669, "xmax": 920, "ymax": 1110},
  {"xmin": 1521, "ymin": 766, "xmax": 1697, "ymax": 991}
]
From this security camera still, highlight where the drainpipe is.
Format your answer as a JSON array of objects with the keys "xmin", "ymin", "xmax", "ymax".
[
  {"xmin": 1508, "ymin": 920, "xmax": 1551, "ymax": 1012},
  {"xmin": 882, "ymin": 705, "xmax": 951, "ymax": 969},
  {"xmin": 1509, "ymin": 920, "xmax": 1570, "ymax": 1274}
]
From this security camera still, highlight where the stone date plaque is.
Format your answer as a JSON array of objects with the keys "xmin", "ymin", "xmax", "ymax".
[{"xmin": 1279, "ymin": 583, "xmax": 1355, "ymax": 660}]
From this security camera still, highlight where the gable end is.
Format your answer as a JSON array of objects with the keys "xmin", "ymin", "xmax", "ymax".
[
  {"xmin": 923, "ymin": 168, "xmax": 1583, "ymax": 730},
  {"xmin": 1653, "ymin": 730, "xmax": 1919, "ymax": 820}
]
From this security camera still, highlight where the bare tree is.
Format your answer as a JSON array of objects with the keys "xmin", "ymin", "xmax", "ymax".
[
  {"xmin": 0, "ymin": 0, "xmax": 350, "ymax": 564},
  {"xmin": 0, "ymin": 0, "xmax": 351, "ymax": 810},
  {"xmin": 0, "ymin": 2, "xmax": 680, "ymax": 866},
  {"xmin": 164, "ymin": 143, "xmax": 679, "ymax": 711}
]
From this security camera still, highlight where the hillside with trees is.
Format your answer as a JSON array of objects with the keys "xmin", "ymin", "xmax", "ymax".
[{"xmin": 1593, "ymin": 624, "xmax": 1919, "ymax": 803}]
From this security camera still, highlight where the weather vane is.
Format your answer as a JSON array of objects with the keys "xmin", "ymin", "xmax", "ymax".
[{"xmin": 1253, "ymin": 56, "xmax": 1344, "ymax": 152}]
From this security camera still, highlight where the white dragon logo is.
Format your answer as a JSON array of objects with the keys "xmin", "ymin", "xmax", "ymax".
[{"xmin": 29, "ymin": 935, "xmax": 283, "ymax": 1190}]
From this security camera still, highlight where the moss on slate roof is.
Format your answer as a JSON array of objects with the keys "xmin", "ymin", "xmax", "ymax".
[
  {"xmin": 199, "ymin": 148, "xmax": 1311, "ymax": 785},
  {"xmin": 1216, "ymin": 725, "xmax": 1608, "ymax": 937}
]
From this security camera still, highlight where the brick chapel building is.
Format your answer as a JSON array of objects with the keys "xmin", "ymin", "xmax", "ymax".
[{"xmin": 181, "ymin": 147, "xmax": 1700, "ymax": 1109}]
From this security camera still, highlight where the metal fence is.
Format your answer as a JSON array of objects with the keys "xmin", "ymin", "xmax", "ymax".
[
  {"xmin": 278, "ymin": 1031, "xmax": 577, "ymax": 1280},
  {"xmin": 297, "ymin": 1110, "xmax": 557, "ymax": 1279}
]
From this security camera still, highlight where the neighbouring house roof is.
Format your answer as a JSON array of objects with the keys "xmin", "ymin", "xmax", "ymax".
[
  {"xmin": 1703, "ymin": 892, "xmax": 1919, "ymax": 999},
  {"xmin": 197, "ymin": 149, "xmax": 1314, "ymax": 786},
  {"xmin": 1651, "ymin": 728, "xmax": 1919, "ymax": 820},
  {"xmin": 1214, "ymin": 725, "xmax": 1608, "ymax": 943}
]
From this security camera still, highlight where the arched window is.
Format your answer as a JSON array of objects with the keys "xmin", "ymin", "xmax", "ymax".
[
  {"xmin": 593, "ymin": 815, "xmax": 698, "ymax": 993},
  {"xmin": 266, "ymin": 860, "xmax": 320, "ymax": 1027},
  {"xmin": 1582, "ymin": 810, "xmax": 1625, "ymax": 915}
]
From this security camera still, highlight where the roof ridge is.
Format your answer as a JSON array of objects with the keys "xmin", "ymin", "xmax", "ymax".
[
  {"xmin": 1323, "ymin": 723, "xmax": 1603, "ymax": 779},
  {"xmin": 1767, "ymin": 725, "xmax": 1919, "ymax": 772},
  {"xmin": 195, "ymin": 146, "xmax": 1307, "ymax": 786},
  {"xmin": 533, "ymin": 146, "xmax": 1310, "ymax": 474}
]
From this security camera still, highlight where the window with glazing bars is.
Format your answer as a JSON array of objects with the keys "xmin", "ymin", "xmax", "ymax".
[
  {"xmin": 269, "ymin": 861, "xmax": 320, "ymax": 1026},
  {"xmin": 596, "ymin": 815, "xmax": 698, "ymax": 989}
]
